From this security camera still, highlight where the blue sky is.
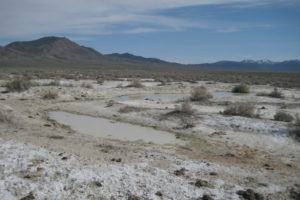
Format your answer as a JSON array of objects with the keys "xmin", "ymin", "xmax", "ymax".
[{"xmin": 0, "ymin": 0, "xmax": 299, "ymax": 63}]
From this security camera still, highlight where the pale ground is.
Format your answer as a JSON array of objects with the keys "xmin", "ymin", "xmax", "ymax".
[{"xmin": 0, "ymin": 78, "xmax": 299, "ymax": 200}]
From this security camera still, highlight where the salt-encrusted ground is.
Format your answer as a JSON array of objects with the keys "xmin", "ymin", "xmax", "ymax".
[{"xmin": 0, "ymin": 78, "xmax": 300, "ymax": 199}]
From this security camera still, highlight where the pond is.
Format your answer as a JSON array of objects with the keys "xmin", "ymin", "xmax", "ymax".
[{"xmin": 48, "ymin": 111, "xmax": 184, "ymax": 145}]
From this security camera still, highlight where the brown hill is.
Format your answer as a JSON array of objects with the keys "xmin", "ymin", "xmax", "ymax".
[{"xmin": 6, "ymin": 36, "xmax": 103, "ymax": 60}]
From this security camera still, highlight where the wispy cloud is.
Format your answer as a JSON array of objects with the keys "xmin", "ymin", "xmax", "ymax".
[
  {"xmin": 216, "ymin": 28, "xmax": 240, "ymax": 33},
  {"xmin": 0, "ymin": 0, "xmax": 296, "ymax": 38}
]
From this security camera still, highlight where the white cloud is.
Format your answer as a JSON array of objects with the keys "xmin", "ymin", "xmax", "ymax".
[{"xmin": 0, "ymin": 0, "xmax": 293, "ymax": 38}]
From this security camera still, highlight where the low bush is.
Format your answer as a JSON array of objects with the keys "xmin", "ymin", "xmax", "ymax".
[
  {"xmin": 190, "ymin": 87, "xmax": 212, "ymax": 102},
  {"xmin": 290, "ymin": 127, "xmax": 300, "ymax": 142},
  {"xmin": 223, "ymin": 103, "xmax": 256, "ymax": 118},
  {"xmin": 127, "ymin": 79, "xmax": 144, "ymax": 88},
  {"xmin": 4, "ymin": 78, "xmax": 32, "ymax": 92},
  {"xmin": 118, "ymin": 106, "xmax": 145, "ymax": 113},
  {"xmin": 232, "ymin": 84, "xmax": 250, "ymax": 93},
  {"xmin": 175, "ymin": 101, "xmax": 194, "ymax": 115},
  {"xmin": 274, "ymin": 111, "xmax": 294, "ymax": 122},
  {"xmin": 0, "ymin": 109, "xmax": 13, "ymax": 123},
  {"xmin": 81, "ymin": 82, "xmax": 93, "ymax": 88},
  {"xmin": 269, "ymin": 88, "xmax": 284, "ymax": 98},
  {"xmin": 106, "ymin": 100, "xmax": 115, "ymax": 107},
  {"xmin": 42, "ymin": 91, "xmax": 58, "ymax": 100},
  {"xmin": 46, "ymin": 80, "xmax": 60, "ymax": 86}
]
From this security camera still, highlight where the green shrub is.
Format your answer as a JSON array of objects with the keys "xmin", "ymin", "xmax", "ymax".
[
  {"xmin": 269, "ymin": 88, "xmax": 283, "ymax": 98},
  {"xmin": 42, "ymin": 90, "xmax": 58, "ymax": 100},
  {"xmin": 274, "ymin": 111, "xmax": 294, "ymax": 122},
  {"xmin": 232, "ymin": 84, "xmax": 250, "ymax": 93},
  {"xmin": 223, "ymin": 103, "xmax": 256, "ymax": 118},
  {"xmin": 190, "ymin": 87, "xmax": 212, "ymax": 101},
  {"xmin": 4, "ymin": 78, "xmax": 32, "ymax": 92}
]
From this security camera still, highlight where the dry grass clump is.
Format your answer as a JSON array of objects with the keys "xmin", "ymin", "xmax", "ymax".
[
  {"xmin": 81, "ymin": 82, "xmax": 93, "ymax": 88},
  {"xmin": 269, "ymin": 88, "xmax": 284, "ymax": 98},
  {"xmin": 256, "ymin": 88, "xmax": 284, "ymax": 98},
  {"xmin": 46, "ymin": 80, "xmax": 60, "ymax": 86},
  {"xmin": 232, "ymin": 84, "xmax": 250, "ymax": 93},
  {"xmin": 97, "ymin": 78, "xmax": 104, "ymax": 85},
  {"xmin": 106, "ymin": 100, "xmax": 115, "ymax": 107},
  {"xmin": 174, "ymin": 101, "xmax": 194, "ymax": 115},
  {"xmin": 48, "ymin": 135, "xmax": 64, "ymax": 139},
  {"xmin": 4, "ymin": 78, "xmax": 32, "ymax": 92},
  {"xmin": 127, "ymin": 79, "xmax": 144, "ymax": 88},
  {"xmin": 0, "ymin": 109, "xmax": 13, "ymax": 123},
  {"xmin": 41, "ymin": 90, "xmax": 58, "ymax": 100},
  {"xmin": 118, "ymin": 106, "xmax": 146, "ymax": 113},
  {"xmin": 223, "ymin": 103, "xmax": 256, "ymax": 118},
  {"xmin": 274, "ymin": 111, "xmax": 294, "ymax": 122},
  {"xmin": 190, "ymin": 87, "xmax": 212, "ymax": 102}
]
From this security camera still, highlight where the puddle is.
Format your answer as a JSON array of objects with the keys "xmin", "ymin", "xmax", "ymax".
[
  {"xmin": 48, "ymin": 111, "xmax": 184, "ymax": 145},
  {"xmin": 212, "ymin": 92, "xmax": 256, "ymax": 99},
  {"xmin": 107, "ymin": 96, "xmax": 130, "ymax": 102},
  {"xmin": 144, "ymin": 95, "xmax": 188, "ymax": 101}
]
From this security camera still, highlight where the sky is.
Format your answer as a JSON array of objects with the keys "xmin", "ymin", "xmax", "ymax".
[{"xmin": 0, "ymin": 0, "xmax": 299, "ymax": 63}]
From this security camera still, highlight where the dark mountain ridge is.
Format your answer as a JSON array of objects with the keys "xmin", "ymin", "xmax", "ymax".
[{"xmin": 1, "ymin": 36, "xmax": 299, "ymax": 72}]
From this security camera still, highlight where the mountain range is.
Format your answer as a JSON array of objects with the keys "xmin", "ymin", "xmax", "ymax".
[{"xmin": 0, "ymin": 36, "xmax": 299, "ymax": 72}]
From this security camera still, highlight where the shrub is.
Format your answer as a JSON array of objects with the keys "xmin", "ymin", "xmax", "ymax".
[
  {"xmin": 42, "ymin": 91, "xmax": 58, "ymax": 100},
  {"xmin": 232, "ymin": 84, "xmax": 249, "ymax": 93},
  {"xmin": 47, "ymin": 80, "xmax": 60, "ymax": 86},
  {"xmin": 175, "ymin": 101, "xmax": 194, "ymax": 115},
  {"xmin": 81, "ymin": 82, "xmax": 93, "ymax": 88},
  {"xmin": 190, "ymin": 87, "xmax": 212, "ymax": 101},
  {"xmin": 0, "ymin": 109, "xmax": 13, "ymax": 123},
  {"xmin": 97, "ymin": 79, "xmax": 104, "ymax": 85},
  {"xmin": 223, "ymin": 103, "xmax": 256, "ymax": 118},
  {"xmin": 290, "ymin": 127, "xmax": 300, "ymax": 142},
  {"xmin": 295, "ymin": 114, "xmax": 300, "ymax": 126},
  {"xmin": 118, "ymin": 106, "xmax": 145, "ymax": 113},
  {"xmin": 269, "ymin": 88, "xmax": 283, "ymax": 98},
  {"xmin": 4, "ymin": 78, "xmax": 32, "ymax": 92},
  {"xmin": 274, "ymin": 111, "xmax": 294, "ymax": 122},
  {"xmin": 106, "ymin": 100, "xmax": 115, "ymax": 107},
  {"xmin": 127, "ymin": 79, "xmax": 144, "ymax": 88}
]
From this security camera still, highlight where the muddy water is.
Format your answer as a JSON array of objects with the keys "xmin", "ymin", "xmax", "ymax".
[{"xmin": 48, "ymin": 111, "xmax": 184, "ymax": 145}]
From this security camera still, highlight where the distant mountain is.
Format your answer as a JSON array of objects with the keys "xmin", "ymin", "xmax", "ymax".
[
  {"xmin": 190, "ymin": 59, "xmax": 300, "ymax": 72},
  {"xmin": 106, "ymin": 53, "xmax": 176, "ymax": 65},
  {"xmin": 0, "ymin": 36, "xmax": 299, "ymax": 72}
]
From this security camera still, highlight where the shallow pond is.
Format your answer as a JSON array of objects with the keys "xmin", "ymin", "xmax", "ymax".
[{"xmin": 48, "ymin": 111, "xmax": 184, "ymax": 145}]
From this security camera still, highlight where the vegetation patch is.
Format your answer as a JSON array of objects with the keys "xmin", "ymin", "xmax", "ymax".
[
  {"xmin": 4, "ymin": 78, "xmax": 32, "ymax": 92},
  {"xmin": 269, "ymin": 88, "xmax": 284, "ymax": 98},
  {"xmin": 0, "ymin": 109, "xmax": 13, "ymax": 123},
  {"xmin": 48, "ymin": 135, "xmax": 64, "ymax": 139},
  {"xmin": 81, "ymin": 82, "xmax": 93, "ymax": 88},
  {"xmin": 118, "ymin": 106, "xmax": 147, "ymax": 113},
  {"xmin": 274, "ymin": 111, "xmax": 294, "ymax": 122},
  {"xmin": 42, "ymin": 91, "xmax": 58, "ymax": 100},
  {"xmin": 190, "ymin": 87, "xmax": 212, "ymax": 102},
  {"xmin": 223, "ymin": 103, "xmax": 257, "ymax": 118},
  {"xmin": 127, "ymin": 79, "xmax": 144, "ymax": 88},
  {"xmin": 256, "ymin": 88, "xmax": 284, "ymax": 98},
  {"xmin": 232, "ymin": 84, "xmax": 250, "ymax": 93}
]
